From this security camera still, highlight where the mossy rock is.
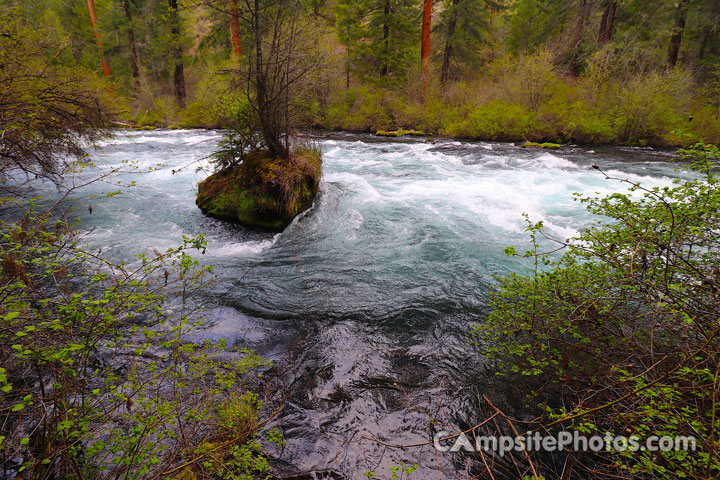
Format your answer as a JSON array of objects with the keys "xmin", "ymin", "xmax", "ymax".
[
  {"xmin": 520, "ymin": 142, "xmax": 561, "ymax": 149},
  {"xmin": 196, "ymin": 148, "xmax": 322, "ymax": 231},
  {"xmin": 376, "ymin": 129, "xmax": 427, "ymax": 137}
]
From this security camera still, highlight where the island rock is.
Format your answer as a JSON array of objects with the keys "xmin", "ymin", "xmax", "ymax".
[{"xmin": 196, "ymin": 148, "xmax": 321, "ymax": 231}]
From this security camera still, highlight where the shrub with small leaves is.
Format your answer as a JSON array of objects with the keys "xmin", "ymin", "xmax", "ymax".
[{"xmin": 474, "ymin": 143, "xmax": 720, "ymax": 478}]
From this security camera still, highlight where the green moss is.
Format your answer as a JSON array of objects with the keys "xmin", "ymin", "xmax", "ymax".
[
  {"xmin": 375, "ymin": 129, "xmax": 427, "ymax": 137},
  {"xmin": 520, "ymin": 142, "xmax": 562, "ymax": 149},
  {"xmin": 196, "ymin": 149, "xmax": 322, "ymax": 231}
]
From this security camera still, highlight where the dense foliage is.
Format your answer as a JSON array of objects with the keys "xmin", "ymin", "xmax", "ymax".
[
  {"xmin": 7, "ymin": 0, "xmax": 720, "ymax": 146},
  {"xmin": 0, "ymin": 194, "xmax": 279, "ymax": 478},
  {"xmin": 474, "ymin": 143, "xmax": 720, "ymax": 478}
]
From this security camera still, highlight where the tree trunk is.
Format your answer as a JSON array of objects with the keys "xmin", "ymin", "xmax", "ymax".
[
  {"xmin": 699, "ymin": 0, "xmax": 719, "ymax": 59},
  {"xmin": 346, "ymin": 53, "xmax": 351, "ymax": 90},
  {"xmin": 421, "ymin": 0, "xmax": 432, "ymax": 93},
  {"xmin": 122, "ymin": 0, "xmax": 141, "ymax": 93},
  {"xmin": 381, "ymin": 0, "xmax": 390, "ymax": 77},
  {"xmin": 253, "ymin": 0, "xmax": 285, "ymax": 158},
  {"xmin": 569, "ymin": 0, "xmax": 589, "ymax": 78},
  {"xmin": 227, "ymin": 0, "xmax": 242, "ymax": 58},
  {"xmin": 597, "ymin": 0, "xmax": 617, "ymax": 44},
  {"xmin": 440, "ymin": 0, "xmax": 459, "ymax": 84},
  {"xmin": 668, "ymin": 0, "xmax": 690, "ymax": 67},
  {"xmin": 86, "ymin": 0, "xmax": 111, "ymax": 80},
  {"xmin": 168, "ymin": 0, "xmax": 186, "ymax": 108}
]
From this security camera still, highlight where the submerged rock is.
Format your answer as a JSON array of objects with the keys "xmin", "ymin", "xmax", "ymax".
[{"xmin": 196, "ymin": 148, "xmax": 322, "ymax": 231}]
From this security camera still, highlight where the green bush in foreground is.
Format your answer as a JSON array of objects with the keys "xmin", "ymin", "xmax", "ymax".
[
  {"xmin": 0, "ymin": 204, "xmax": 277, "ymax": 479},
  {"xmin": 476, "ymin": 144, "xmax": 720, "ymax": 478}
]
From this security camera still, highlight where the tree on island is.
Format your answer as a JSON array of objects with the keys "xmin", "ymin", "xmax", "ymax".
[{"xmin": 196, "ymin": 0, "xmax": 323, "ymax": 231}]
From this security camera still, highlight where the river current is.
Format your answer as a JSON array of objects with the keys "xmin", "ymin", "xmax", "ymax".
[{"xmin": 47, "ymin": 130, "xmax": 688, "ymax": 478}]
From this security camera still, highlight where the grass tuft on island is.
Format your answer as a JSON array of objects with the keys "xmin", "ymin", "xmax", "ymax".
[{"xmin": 196, "ymin": 146, "xmax": 322, "ymax": 231}]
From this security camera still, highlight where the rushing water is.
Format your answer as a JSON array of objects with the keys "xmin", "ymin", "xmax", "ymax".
[{"xmin": 34, "ymin": 130, "xmax": 690, "ymax": 478}]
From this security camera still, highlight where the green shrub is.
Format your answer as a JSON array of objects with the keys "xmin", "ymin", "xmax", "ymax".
[
  {"xmin": 0, "ymin": 192, "xmax": 275, "ymax": 478},
  {"xmin": 324, "ymin": 86, "xmax": 394, "ymax": 131},
  {"xmin": 475, "ymin": 144, "xmax": 720, "ymax": 477},
  {"xmin": 443, "ymin": 101, "xmax": 538, "ymax": 140}
]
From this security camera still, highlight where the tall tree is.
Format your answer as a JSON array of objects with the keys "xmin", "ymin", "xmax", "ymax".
[
  {"xmin": 122, "ymin": 0, "xmax": 141, "ymax": 93},
  {"xmin": 244, "ymin": 0, "xmax": 321, "ymax": 157},
  {"xmin": 597, "ymin": 0, "xmax": 617, "ymax": 44},
  {"xmin": 227, "ymin": 0, "xmax": 242, "ymax": 58},
  {"xmin": 440, "ymin": 0, "xmax": 459, "ymax": 84},
  {"xmin": 366, "ymin": 0, "xmax": 418, "ymax": 79},
  {"xmin": 86, "ymin": 0, "xmax": 111, "ymax": 80},
  {"xmin": 421, "ymin": 0, "xmax": 432, "ymax": 91},
  {"xmin": 168, "ymin": 0, "xmax": 186, "ymax": 107},
  {"xmin": 698, "ymin": 0, "xmax": 720, "ymax": 60},
  {"xmin": 381, "ymin": 0, "xmax": 391, "ymax": 76},
  {"xmin": 438, "ymin": 0, "xmax": 499, "ymax": 83},
  {"xmin": 334, "ymin": 0, "xmax": 365, "ymax": 88},
  {"xmin": 568, "ymin": 0, "xmax": 589, "ymax": 78},
  {"xmin": 668, "ymin": 0, "xmax": 691, "ymax": 66}
]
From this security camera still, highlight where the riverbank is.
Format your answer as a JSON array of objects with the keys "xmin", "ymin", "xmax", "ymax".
[{"xmin": 125, "ymin": 58, "xmax": 720, "ymax": 149}]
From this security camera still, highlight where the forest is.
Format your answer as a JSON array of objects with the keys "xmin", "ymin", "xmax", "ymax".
[
  {"xmin": 9, "ymin": 0, "xmax": 720, "ymax": 146},
  {"xmin": 2, "ymin": 0, "xmax": 720, "ymax": 479}
]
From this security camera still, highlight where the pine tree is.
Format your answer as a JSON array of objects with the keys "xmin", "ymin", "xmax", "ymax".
[
  {"xmin": 227, "ymin": 0, "xmax": 242, "ymax": 58},
  {"xmin": 168, "ymin": 0, "xmax": 186, "ymax": 107},
  {"xmin": 421, "ymin": 0, "xmax": 432, "ymax": 91},
  {"xmin": 333, "ymin": 0, "xmax": 365, "ymax": 88},
  {"xmin": 597, "ymin": 0, "xmax": 617, "ymax": 44},
  {"xmin": 122, "ymin": 0, "xmax": 141, "ymax": 93},
  {"xmin": 668, "ymin": 0, "xmax": 691, "ymax": 66},
  {"xmin": 358, "ymin": 0, "xmax": 419, "ymax": 79},
  {"xmin": 86, "ymin": 0, "xmax": 112, "ymax": 80},
  {"xmin": 437, "ymin": 0, "xmax": 502, "ymax": 83}
]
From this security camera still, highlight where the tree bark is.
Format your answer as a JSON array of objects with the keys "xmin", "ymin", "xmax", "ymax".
[
  {"xmin": 381, "ymin": 0, "xmax": 390, "ymax": 77},
  {"xmin": 227, "ymin": 0, "xmax": 242, "ymax": 58},
  {"xmin": 668, "ymin": 0, "xmax": 690, "ymax": 67},
  {"xmin": 597, "ymin": 0, "xmax": 617, "ymax": 44},
  {"xmin": 168, "ymin": 0, "xmax": 186, "ymax": 108},
  {"xmin": 86, "ymin": 0, "xmax": 111, "ymax": 80},
  {"xmin": 421, "ymin": 0, "xmax": 432, "ymax": 93},
  {"xmin": 569, "ymin": 0, "xmax": 589, "ymax": 78},
  {"xmin": 122, "ymin": 0, "xmax": 141, "ymax": 93},
  {"xmin": 440, "ymin": 0, "xmax": 459, "ymax": 84},
  {"xmin": 346, "ymin": 53, "xmax": 351, "ymax": 90},
  {"xmin": 253, "ymin": 0, "xmax": 285, "ymax": 158}
]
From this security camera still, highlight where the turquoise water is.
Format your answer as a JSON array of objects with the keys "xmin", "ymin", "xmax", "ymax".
[{"xmin": 47, "ymin": 130, "xmax": 687, "ymax": 478}]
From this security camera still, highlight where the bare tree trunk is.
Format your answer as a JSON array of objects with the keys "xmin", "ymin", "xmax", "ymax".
[
  {"xmin": 122, "ymin": 0, "xmax": 141, "ymax": 94},
  {"xmin": 597, "ymin": 0, "xmax": 617, "ymax": 44},
  {"xmin": 421, "ymin": 0, "xmax": 432, "ymax": 94},
  {"xmin": 227, "ymin": 0, "xmax": 242, "ymax": 58},
  {"xmin": 381, "ymin": 0, "xmax": 390, "ymax": 77},
  {"xmin": 668, "ymin": 0, "xmax": 690, "ymax": 67},
  {"xmin": 86, "ymin": 0, "xmax": 111, "ymax": 80},
  {"xmin": 440, "ymin": 0, "xmax": 459, "ymax": 84},
  {"xmin": 168, "ymin": 0, "xmax": 186, "ymax": 108},
  {"xmin": 569, "ymin": 0, "xmax": 589, "ymax": 78}
]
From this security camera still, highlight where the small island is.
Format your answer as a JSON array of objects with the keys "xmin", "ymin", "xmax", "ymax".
[
  {"xmin": 196, "ymin": 148, "xmax": 321, "ymax": 231},
  {"xmin": 194, "ymin": 10, "xmax": 322, "ymax": 232}
]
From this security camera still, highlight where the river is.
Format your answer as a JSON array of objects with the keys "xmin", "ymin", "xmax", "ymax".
[{"xmin": 49, "ymin": 130, "xmax": 689, "ymax": 478}]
